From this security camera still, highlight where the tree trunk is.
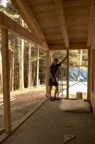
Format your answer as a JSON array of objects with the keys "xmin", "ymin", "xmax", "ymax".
[
  {"xmin": 32, "ymin": 61, "xmax": 37, "ymax": 86},
  {"xmin": 28, "ymin": 43, "xmax": 33, "ymax": 87},
  {"xmin": 77, "ymin": 50, "xmax": 82, "ymax": 81}
]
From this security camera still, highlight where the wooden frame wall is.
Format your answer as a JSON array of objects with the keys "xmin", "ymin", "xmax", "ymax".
[
  {"xmin": 0, "ymin": 12, "xmax": 49, "ymax": 140},
  {"xmin": 89, "ymin": 48, "xmax": 95, "ymax": 115},
  {"xmin": 49, "ymin": 45, "xmax": 89, "ymax": 100}
]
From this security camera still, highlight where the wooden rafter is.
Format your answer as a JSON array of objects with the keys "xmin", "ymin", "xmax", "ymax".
[
  {"xmin": 11, "ymin": 0, "xmax": 49, "ymax": 50},
  {"xmin": 54, "ymin": 0, "xmax": 69, "ymax": 48},
  {"xmin": 49, "ymin": 43, "xmax": 87, "ymax": 50},
  {"xmin": 87, "ymin": 0, "xmax": 95, "ymax": 47}
]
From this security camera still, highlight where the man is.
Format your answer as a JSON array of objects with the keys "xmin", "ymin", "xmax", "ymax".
[{"xmin": 49, "ymin": 55, "xmax": 67, "ymax": 101}]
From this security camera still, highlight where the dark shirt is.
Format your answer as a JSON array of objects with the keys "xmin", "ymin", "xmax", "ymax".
[{"xmin": 49, "ymin": 63, "xmax": 61, "ymax": 79}]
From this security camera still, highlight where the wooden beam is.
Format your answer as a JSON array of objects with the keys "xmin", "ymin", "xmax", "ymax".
[
  {"xmin": 45, "ymin": 51, "xmax": 50, "ymax": 97},
  {"xmin": 87, "ymin": 49, "xmax": 91, "ymax": 99},
  {"xmin": 1, "ymin": 28, "xmax": 11, "ymax": 134},
  {"xmin": 87, "ymin": 0, "xmax": 95, "ymax": 47},
  {"xmin": 49, "ymin": 43, "xmax": 88, "ymax": 50},
  {"xmin": 11, "ymin": 0, "xmax": 49, "ymax": 50},
  {"xmin": 0, "ymin": 121, "xmax": 18, "ymax": 135},
  {"xmin": 0, "ymin": 12, "xmax": 48, "ymax": 50},
  {"xmin": 54, "ymin": 0, "xmax": 69, "ymax": 48},
  {"xmin": 67, "ymin": 50, "xmax": 69, "ymax": 99}
]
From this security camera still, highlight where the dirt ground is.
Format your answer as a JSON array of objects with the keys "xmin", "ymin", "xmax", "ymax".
[
  {"xmin": 0, "ymin": 83, "xmax": 87, "ymax": 130},
  {"xmin": 0, "ymin": 86, "xmax": 46, "ymax": 129}
]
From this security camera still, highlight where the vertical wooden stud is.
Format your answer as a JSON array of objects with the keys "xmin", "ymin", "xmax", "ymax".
[
  {"xmin": 45, "ymin": 50, "xmax": 50, "ymax": 97},
  {"xmin": 67, "ymin": 50, "xmax": 69, "ymax": 99},
  {"xmin": 87, "ymin": 48, "xmax": 91, "ymax": 99},
  {"xmin": 1, "ymin": 28, "xmax": 11, "ymax": 133}
]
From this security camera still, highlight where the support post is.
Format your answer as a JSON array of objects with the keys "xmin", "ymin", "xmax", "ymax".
[
  {"xmin": 67, "ymin": 50, "xmax": 69, "ymax": 99},
  {"xmin": 45, "ymin": 50, "xmax": 50, "ymax": 97},
  {"xmin": 1, "ymin": 28, "xmax": 11, "ymax": 133},
  {"xmin": 87, "ymin": 48, "xmax": 91, "ymax": 99}
]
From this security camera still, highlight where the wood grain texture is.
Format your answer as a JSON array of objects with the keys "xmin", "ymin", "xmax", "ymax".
[{"xmin": 11, "ymin": 0, "xmax": 91, "ymax": 46}]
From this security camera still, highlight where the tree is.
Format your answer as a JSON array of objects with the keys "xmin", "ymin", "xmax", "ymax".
[{"xmin": 28, "ymin": 43, "xmax": 33, "ymax": 87}]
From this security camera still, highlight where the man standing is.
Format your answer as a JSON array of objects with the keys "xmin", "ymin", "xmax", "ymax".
[{"xmin": 49, "ymin": 55, "xmax": 67, "ymax": 101}]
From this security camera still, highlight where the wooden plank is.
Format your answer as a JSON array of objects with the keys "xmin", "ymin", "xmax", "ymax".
[
  {"xmin": 87, "ymin": 49, "xmax": 91, "ymax": 99},
  {"xmin": 45, "ymin": 50, "xmax": 50, "ymax": 97},
  {"xmin": 54, "ymin": 0, "xmax": 69, "ymax": 48},
  {"xmin": 0, "ymin": 129, "xmax": 5, "ymax": 135},
  {"xmin": 0, "ymin": 121, "xmax": 18, "ymax": 135},
  {"xmin": 49, "ymin": 43, "xmax": 88, "ymax": 50},
  {"xmin": 11, "ymin": 0, "xmax": 49, "ymax": 50},
  {"xmin": 0, "ymin": 12, "xmax": 48, "ymax": 50},
  {"xmin": 87, "ymin": 0, "xmax": 95, "ymax": 47},
  {"xmin": 1, "ymin": 28, "xmax": 11, "ymax": 134},
  {"xmin": 67, "ymin": 50, "xmax": 69, "ymax": 99}
]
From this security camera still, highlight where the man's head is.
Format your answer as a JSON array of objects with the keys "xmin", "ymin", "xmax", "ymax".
[{"xmin": 53, "ymin": 58, "xmax": 58, "ymax": 65}]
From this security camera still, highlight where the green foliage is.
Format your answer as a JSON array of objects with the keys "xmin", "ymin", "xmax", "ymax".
[
  {"xmin": 52, "ymin": 50, "xmax": 66, "ymax": 61},
  {"xmin": 52, "ymin": 49, "xmax": 88, "ymax": 66}
]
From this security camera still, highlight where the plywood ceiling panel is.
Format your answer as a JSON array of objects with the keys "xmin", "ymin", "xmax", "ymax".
[{"xmin": 11, "ymin": 0, "xmax": 92, "ymax": 46}]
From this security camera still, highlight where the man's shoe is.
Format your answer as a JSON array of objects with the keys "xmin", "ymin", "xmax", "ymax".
[
  {"xmin": 54, "ymin": 97, "xmax": 60, "ymax": 100},
  {"xmin": 49, "ymin": 97, "xmax": 55, "ymax": 101}
]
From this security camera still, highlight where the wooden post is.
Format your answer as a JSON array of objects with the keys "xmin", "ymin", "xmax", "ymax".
[
  {"xmin": 45, "ymin": 50, "xmax": 50, "ymax": 97},
  {"xmin": 1, "ymin": 28, "xmax": 11, "ymax": 133},
  {"xmin": 87, "ymin": 48, "xmax": 91, "ymax": 99},
  {"xmin": 20, "ymin": 38, "xmax": 24, "ymax": 89},
  {"xmin": 67, "ymin": 50, "xmax": 69, "ymax": 99},
  {"xmin": 19, "ymin": 20, "xmax": 25, "ymax": 90},
  {"xmin": 37, "ymin": 46, "xmax": 39, "ymax": 86},
  {"xmin": 0, "ymin": 29, "xmax": 2, "ymax": 93},
  {"xmin": 11, "ymin": 40, "xmax": 15, "ymax": 91}
]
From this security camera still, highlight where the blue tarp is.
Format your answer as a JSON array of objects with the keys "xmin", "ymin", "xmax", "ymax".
[
  {"xmin": 56, "ymin": 67, "xmax": 88, "ymax": 82},
  {"xmin": 69, "ymin": 67, "xmax": 88, "ymax": 82}
]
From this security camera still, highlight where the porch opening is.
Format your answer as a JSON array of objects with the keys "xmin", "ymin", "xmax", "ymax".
[{"xmin": 50, "ymin": 49, "xmax": 88, "ymax": 100}]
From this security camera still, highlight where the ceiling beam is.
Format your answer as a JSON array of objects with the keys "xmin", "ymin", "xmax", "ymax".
[
  {"xmin": 11, "ymin": 0, "xmax": 49, "ymax": 50},
  {"xmin": 87, "ymin": 0, "xmax": 95, "ymax": 47},
  {"xmin": 49, "ymin": 43, "xmax": 88, "ymax": 50},
  {"xmin": 54, "ymin": 0, "xmax": 69, "ymax": 48}
]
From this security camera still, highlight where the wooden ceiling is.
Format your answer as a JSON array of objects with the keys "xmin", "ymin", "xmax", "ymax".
[{"xmin": 11, "ymin": 0, "xmax": 95, "ymax": 50}]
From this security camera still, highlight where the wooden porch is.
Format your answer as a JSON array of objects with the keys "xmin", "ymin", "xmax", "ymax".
[{"xmin": 0, "ymin": 0, "xmax": 95, "ymax": 142}]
